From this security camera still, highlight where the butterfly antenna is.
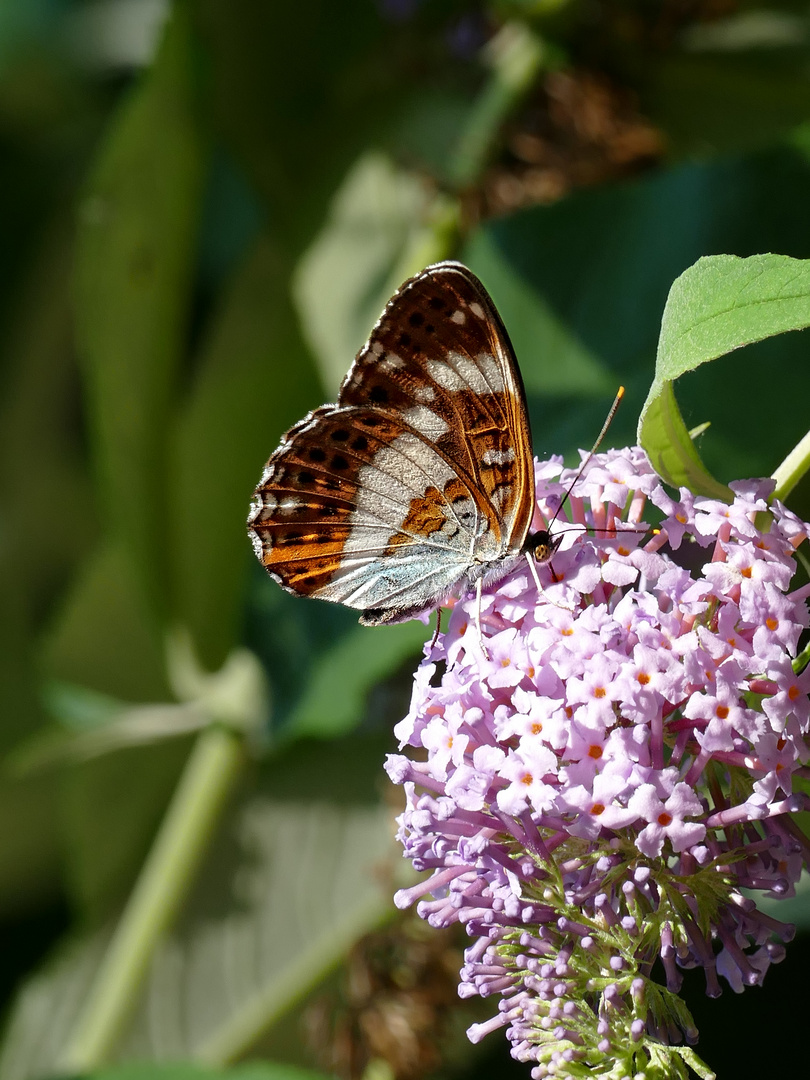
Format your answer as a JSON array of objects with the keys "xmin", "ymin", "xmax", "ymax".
[{"xmin": 547, "ymin": 386, "xmax": 625, "ymax": 531}]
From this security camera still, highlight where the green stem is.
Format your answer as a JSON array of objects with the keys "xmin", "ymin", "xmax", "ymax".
[
  {"xmin": 447, "ymin": 21, "xmax": 546, "ymax": 191},
  {"xmin": 388, "ymin": 22, "xmax": 546, "ymax": 288},
  {"xmin": 772, "ymin": 428, "xmax": 810, "ymax": 503},
  {"xmin": 58, "ymin": 722, "xmax": 245, "ymax": 1072}
]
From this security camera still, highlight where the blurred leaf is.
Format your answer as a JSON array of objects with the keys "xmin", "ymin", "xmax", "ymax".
[
  {"xmin": 459, "ymin": 147, "xmax": 810, "ymax": 487},
  {"xmin": 293, "ymin": 151, "xmax": 432, "ymax": 394},
  {"xmin": 639, "ymin": 253, "xmax": 810, "ymax": 495},
  {"xmin": 78, "ymin": 1064, "xmax": 330, "ymax": 1080},
  {"xmin": 62, "ymin": 736, "xmax": 194, "ymax": 924},
  {"xmin": 11, "ymin": 695, "xmax": 206, "ymax": 773},
  {"xmin": 41, "ymin": 539, "xmax": 171, "ymax": 703},
  {"xmin": 0, "ymin": 773, "xmax": 62, "ymax": 920},
  {"xmin": 285, "ymin": 621, "xmax": 426, "ymax": 740},
  {"xmin": 0, "ymin": 219, "xmax": 96, "ymax": 751},
  {"xmin": 463, "ymin": 229, "xmax": 615, "ymax": 399},
  {"xmin": 246, "ymin": 571, "xmax": 422, "ymax": 742},
  {"xmin": 169, "ymin": 234, "xmax": 321, "ymax": 672},
  {"xmin": 193, "ymin": 1, "xmax": 411, "ymax": 256},
  {"xmin": 646, "ymin": 50, "xmax": 810, "ymax": 157},
  {"xmin": 0, "ymin": 737, "xmax": 401, "ymax": 1075},
  {"xmin": 73, "ymin": 5, "xmax": 206, "ymax": 626}
]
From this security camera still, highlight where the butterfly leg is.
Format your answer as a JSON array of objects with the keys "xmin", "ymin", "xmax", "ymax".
[
  {"xmin": 474, "ymin": 575, "xmax": 490, "ymax": 659},
  {"xmin": 430, "ymin": 608, "xmax": 442, "ymax": 650},
  {"xmin": 525, "ymin": 550, "xmax": 544, "ymax": 595},
  {"xmin": 525, "ymin": 550, "xmax": 573, "ymax": 613}
]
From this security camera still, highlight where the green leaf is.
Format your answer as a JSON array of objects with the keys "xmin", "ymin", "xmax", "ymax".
[
  {"xmin": 41, "ymin": 539, "xmax": 171, "ymax": 703},
  {"xmin": 656, "ymin": 253, "xmax": 810, "ymax": 373},
  {"xmin": 463, "ymin": 230, "xmax": 616, "ymax": 400},
  {"xmin": 639, "ymin": 253, "xmax": 810, "ymax": 495},
  {"xmin": 0, "ymin": 221, "xmax": 97, "ymax": 752},
  {"xmin": 0, "ymin": 773, "xmax": 62, "ymax": 920},
  {"xmin": 292, "ymin": 151, "xmax": 432, "ymax": 394},
  {"xmin": 0, "ymin": 738, "xmax": 401, "ymax": 1076},
  {"xmin": 62, "ymin": 738, "xmax": 194, "ymax": 923},
  {"xmin": 74, "ymin": 6, "xmax": 206, "ymax": 624},
  {"xmin": 246, "ymin": 571, "xmax": 423, "ymax": 741},
  {"xmin": 169, "ymin": 233, "xmax": 321, "ymax": 671},
  {"xmin": 638, "ymin": 381, "xmax": 732, "ymax": 501},
  {"xmin": 285, "ymin": 620, "xmax": 426, "ymax": 739},
  {"xmin": 80, "ymin": 1064, "xmax": 330, "ymax": 1080}
]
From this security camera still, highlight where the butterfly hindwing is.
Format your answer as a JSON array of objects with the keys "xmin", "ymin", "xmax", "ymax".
[{"xmin": 248, "ymin": 262, "xmax": 536, "ymax": 624}]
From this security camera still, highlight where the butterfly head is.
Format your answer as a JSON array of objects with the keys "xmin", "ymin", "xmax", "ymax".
[{"xmin": 526, "ymin": 529, "xmax": 564, "ymax": 567}]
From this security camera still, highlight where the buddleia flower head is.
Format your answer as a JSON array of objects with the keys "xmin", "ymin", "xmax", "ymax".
[{"xmin": 386, "ymin": 446, "xmax": 810, "ymax": 1080}]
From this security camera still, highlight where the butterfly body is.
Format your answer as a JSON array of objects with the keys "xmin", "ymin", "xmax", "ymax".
[{"xmin": 248, "ymin": 262, "xmax": 554, "ymax": 626}]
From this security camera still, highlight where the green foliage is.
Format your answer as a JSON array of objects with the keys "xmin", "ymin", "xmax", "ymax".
[
  {"xmin": 3, "ymin": 1, "xmax": 810, "ymax": 1078},
  {"xmin": 639, "ymin": 254, "xmax": 810, "ymax": 497}
]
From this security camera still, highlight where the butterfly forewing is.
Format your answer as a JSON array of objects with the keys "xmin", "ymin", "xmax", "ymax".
[
  {"xmin": 248, "ymin": 262, "xmax": 536, "ymax": 624},
  {"xmin": 341, "ymin": 264, "xmax": 534, "ymax": 549}
]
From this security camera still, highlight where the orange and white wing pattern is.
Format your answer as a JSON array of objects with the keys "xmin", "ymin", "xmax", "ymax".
[{"xmin": 247, "ymin": 262, "xmax": 536, "ymax": 625}]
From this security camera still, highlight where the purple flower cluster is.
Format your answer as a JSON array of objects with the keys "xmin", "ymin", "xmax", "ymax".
[{"xmin": 386, "ymin": 447, "xmax": 810, "ymax": 1078}]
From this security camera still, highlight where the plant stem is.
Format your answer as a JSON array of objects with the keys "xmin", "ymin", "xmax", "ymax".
[
  {"xmin": 58, "ymin": 722, "xmax": 245, "ymax": 1072},
  {"xmin": 772, "ymin": 428, "xmax": 810, "ymax": 503},
  {"xmin": 447, "ymin": 21, "xmax": 545, "ymax": 191}
]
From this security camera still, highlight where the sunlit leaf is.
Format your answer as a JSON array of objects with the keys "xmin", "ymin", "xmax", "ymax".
[
  {"xmin": 293, "ymin": 151, "xmax": 431, "ymax": 394},
  {"xmin": 639, "ymin": 253, "xmax": 810, "ymax": 495},
  {"xmin": 0, "ymin": 739, "xmax": 401, "ymax": 1076}
]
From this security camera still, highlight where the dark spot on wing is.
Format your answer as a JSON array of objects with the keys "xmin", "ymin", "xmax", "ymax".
[
  {"xmin": 369, "ymin": 385, "xmax": 389, "ymax": 404},
  {"xmin": 297, "ymin": 471, "xmax": 314, "ymax": 485},
  {"xmin": 331, "ymin": 429, "xmax": 349, "ymax": 442},
  {"xmin": 332, "ymin": 454, "xmax": 349, "ymax": 471},
  {"xmin": 351, "ymin": 435, "xmax": 368, "ymax": 452},
  {"xmin": 308, "ymin": 447, "xmax": 327, "ymax": 463},
  {"xmin": 409, "ymin": 311, "xmax": 424, "ymax": 327},
  {"xmin": 398, "ymin": 332, "xmax": 412, "ymax": 348}
]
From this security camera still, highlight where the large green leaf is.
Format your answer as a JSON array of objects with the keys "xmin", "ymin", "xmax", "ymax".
[
  {"xmin": 0, "ymin": 221, "xmax": 96, "ymax": 752},
  {"xmin": 169, "ymin": 234, "xmax": 321, "ymax": 672},
  {"xmin": 73, "ymin": 5, "xmax": 206, "ymax": 626},
  {"xmin": 78, "ymin": 1065, "xmax": 329, "ymax": 1080},
  {"xmin": 0, "ymin": 737, "xmax": 402, "ymax": 1077},
  {"xmin": 639, "ymin": 253, "xmax": 810, "ymax": 495}
]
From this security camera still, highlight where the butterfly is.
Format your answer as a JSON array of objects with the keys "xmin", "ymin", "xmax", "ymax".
[{"xmin": 247, "ymin": 261, "xmax": 566, "ymax": 633}]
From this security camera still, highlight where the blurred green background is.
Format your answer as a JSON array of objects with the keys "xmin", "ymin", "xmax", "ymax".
[{"xmin": 2, "ymin": 2, "xmax": 810, "ymax": 1078}]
